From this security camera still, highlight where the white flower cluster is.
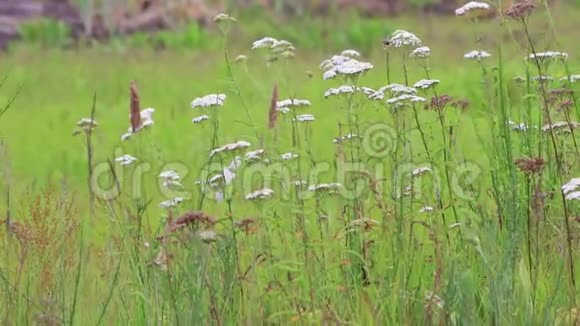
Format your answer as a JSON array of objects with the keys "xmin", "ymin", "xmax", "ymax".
[
  {"xmin": 507, "ymin": 120, "xmax": 533, "ymax": 132},
  {"xmin": 419, "ymin": 206, "xmax": 434, "ymax": 213},
  {"xmin": 281, "ymin": 152, "xmax": 299, "ymax": 161},
  {"xmin": 159, "ymin": 170, "xmax": 182, "ymax": 190},
  {"xmin": 251, "ymin": 37, "xmax": 295, "ymax": 59},
  {"xmin": 160, "ymin": 197, "xmax": 184, "ymax": 209},
  {"xmin": 76, "ymin": 118, "xmax": 98, "ymax": 131},
  {"xmin": 214, "ymin": 13, "xmax": 236, "ymax": 23},
  {"xmin": 464, "ymin": 50, "xmax": 491, "ymax": 61},
  {"xmin": 277, "ymin": 98, "xmax": 311, "ymax": 113},
  {"xmin": 192, "ymin": 115, "xmax": 209, "ymax": 124},
  {"xmin": 244, "ymin": 149, "xmax": 265, "ymax": 163},
  {"xmin": 561, "ymin": 74, "xmax": 580, "ymax": 83},
  {"xmin": 333, "ymin": 133, "xmax": 361, "ymax": 144},
  {"xmin": 245, "ymin": 188, "xmax": 274, "ymax": 201},
  {"xmin": 209, "ymin": 140, "xmax": 251, "ymax": 158},
  {"xmin": 386, "ymin": 30, "xmax": 422, "ymax": 48},
  {"xmin": 562, "ymin": 178, "xmax": 580, "ymax": 201},
  {"xmin": 191, "ymin": 94, "xmax": 226, "ymax": 109},
  {"xmin": 455, "ymin": 1, "xmax": 491, "ymax": 16},
  {"xmin": 412, "ymin": 166, "xmax": 432, "ymax": 176},
  {"xmin": 386, "ymin": 94, "xmax": 426, "ymax": 106},
  {"xmin": 294, "ymin": 114, "xmax": 315, "ymax": 122},
  {"xmin": 410, "ymin": 46, "xmax": 431, "ymax": 59},
  {"xmin": 115, "ymin": 154, "xmax": 137, "ymax": 166},
  {"xmin": 541, "ymin": 121, "xmax": 580, "ymax": 133},
  {"xmin": 121, "ymin": 108, "xmax": 155, "ymax": 141},
  {"xmin": 341, "ymin": 49, "xmax": 361, "ymax": 58},
  {"xmin": 308, "ymin": 183, "xmax": 343, "ymax": 194},
  {"xmin": 413, "ymin": 79, "xmax": 440, "ymax": 90},
  {"xmin": 526, "ymin": 51, "xmax": 568, "ymax": 62},
  {"xmin": 320, "ymin": 52, "xmax": 373, "ymax": 80},
  {"xmin": 324, "ymin": 85, "xmax": 356, "ymax": 98}
]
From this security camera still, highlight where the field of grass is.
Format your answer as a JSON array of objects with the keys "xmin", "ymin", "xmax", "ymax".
[{"xmin": 0, "ymin": 3, "xmax": 579, "ymax": 325}]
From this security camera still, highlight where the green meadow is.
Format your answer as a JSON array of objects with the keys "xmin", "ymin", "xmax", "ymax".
[{"xmin": 0, "ymin": 3, "xmax": 579, "ymax": 324}]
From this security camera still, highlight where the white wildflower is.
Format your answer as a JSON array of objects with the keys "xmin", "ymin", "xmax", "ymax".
[
  {"xmin": 381, "ymin": 83, "xmax": 417, "ymax": 95},
  {"xmin": 281, "ymin": 152, "xmax": 299, "ymax": 161},
  {"xmin": 419, "ymin": 206, "xmax": 434, "ymax": 213},
  {"xmin": 76, "ymin": 118, "xmax": 98, "ymax": 130},
  {"xmin": 209, "ymin": 140, "xmax": 251, "ymax": 158},
  {"xmin": 566, "ymin": 191, "xmax": 580, "ymax": 201},
  {"xmin": 413, "ymin": 79, "xmax": 439, "ymax": 90},
  {"xmin": 387, "ymin": 30, "xmax": 422, "ymax": 48},
  {"xmin": 115, "ymin": 154, "xmax": 137, "ymax": 166},
  {"xmin": 244, "ymin": 149, "xmax": 265, "ymax": 162},
  {"xmin": 335, "ymin": 60, "xmax": 373, "ymax": 76},
  {"xmin": 526, "ymin": 51, "xmax": 568, "ymax": 62},
  {"xmin": 532, "ymin": 75, "xmax": 554, "ymax": 82},
  {"xmin": 213, "ymin": 13, "xmax": 236, "ymax": 22},
  {"xmin": 541, "ymin": 121, "xmax": 580, "ymax": 133},
  {"xmin": 455, "ymin": 1, "xmax": 491, "ymax": 16},
  {"xmin": 192, "ymin": 115, "xmax": 209, "ymax": 124},
  {"xmin": 234, "ymin": 54, "xmax": 247, "ymax": 63},
  {"xmin": 561, "ymin": 74, "xmax": 580, "ymax": 83},
  {"xmin": 341, "ymin": 49, "xmax": 361, "ymax": 58},
  {"xmin": 323, "ymin": 70, "xmax": 337, "ymax": 80},
  {"xmin": 198, "ymin": 230, "xmax": 218, "ymax": 243},
  {"xmin": 251, "ymin": 37, "xmax": 278, "ymax": 50},
  {"xmin": 245, "ymin": 188, "xmax": 274, "ymax": 201},
  {"xmin": 191, "ymin": 94, "xmax": 226, "ymax": 109},
  {"xmin": 160, "ymin": 197, "xmax": 184, "ymax": 209},
  {"xmin": 277, "ymin": 98, "xmax": 311, "ymax": 109},
  {"xmin": 324, "ymin": 85, "xmax": 356, "ymax": 98},
  {"xmin": 386, "ymin": 94, "xmax": 426, "ymax": 105},
  {"xmin": 333, "ymin": 133, "xmax": 361, "ymax": 144},
  {"xmin": 294, "ymin": 114, "xmax": 315, "ymax": 122},
  {"xmin": 159, "ymin": 170, "xmax": 182, "ymax": 190},
  {"xmin": 308, "ymin": 183, "xmax": 343, "ymax": 194},
  {"xmin": 412, "ymin": 166, "xmax": 432, "ymax": 176},
  {"xmin": 507, "ymin": 120, "xmax": 532, "ymax": 132},
  {"xmin": 464, "ymin": 50, "xmax": 491, "ymax": 60},
  {"xmin": 410, "ymin": 46, "xmax": 431, "ymax": 59}
]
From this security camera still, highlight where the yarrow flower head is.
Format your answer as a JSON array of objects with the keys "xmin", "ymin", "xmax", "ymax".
[
  {"xmin": 244, "ymin": 149, "xmax": 265, "ymax": 163},
  {"xmin": 386, "ymin": 94, "xmax": 426, "ymax": 106},
  {"xmin": 454, "ymin": 1, "xmax": 491, "ymax": 16},
  {"xmin": 115, "ymin": 154, "xmax": 137, "ymax": 166},
  {"xmin": 191, "ymin": 94, "xmax": 226, "ymax": 109},
  {"xmin": 410, "ymin": 46, "xmax": 431, "ymax": 59},
  {"xmin": 413, "ymin": 79, "xmax": 440, "ymax": 90},
  {"xmin": 541, "ymin": 121, "xmax": 580, "ymax": 133},
  {"xmin": 526, "ymin": 51, "xmax": 568, "ymax": 63},
  {"xmin": 385, "ymin": 30, "xmax": 422, "ymax": 48},
  {"xmin": 320, "ymin": 53, "xmax": 373, "ymax": 80},
  {"xmin": 192, "ymin": 115, "xmax": 209, "ymax": 124},
  {"xmin": 308, "ymin": 183, "xmax": 343, "ymax": 195},
  {"xmin": 251, "ymin": 37, "xmax": 295, "ymax": 61},
  {"xmin": 213, "ymin": 13, "xmax": 236, "ymax": 23},
  {"xmin": 324, "ymin": 85, "xmax": 356, "ymax": 98},
  {"xmin": 121, "ymin": 108, "xmax": 155, "ymax": 141},
  {"xmin": 209, "ymin": 140, "xmax": 251, "ymax": 158},
  {"xmin": 294, "ymin": 114, "xmax": 315, "ymax": 122},
  {"xmin": 560, "ymin": 74, "xmax": 580, "ymax": 83},
  {"xmin": 73, "ymin": 118, "xmax": 98, "ymax": 135},
  {"xmin": 276, "ymin": 98, "xmax": 311, "ymax": 113},
  {"xmin": 504, "ymin": 0, "xmax": 536, "ymax": 19},
  {"xmin": 333, "ymin": 133, "xmax": 362, "ymax": 144},
  {"xmin": 159, "ymin": 170, "xmax": 182, "ymax": 190},
  {"xmin": 464, "ymin": 50, "xmax": 491, "ymax": 61},
  {"xmin": 412, "ymin": 166, "xmax": 432, "ymax": 176},
  {"xmin": 562, "ymin": 177, "xmax": 580, "ymax": 201},
  {"xmin": 251, "ymin": 37, "xmax": 278, "ymax": 49},
  {"xmin": 341, "ymin": 49, "xmax": 361, "ymax": 58},
  {"xmin": 245, "ymin": 188, "xmax": 274, "ymax": 201},
  {"xmin": 160, "ymin": 197, "xmax": 184, "ymax": 209},
  {"xmin": 281, "ymin": 152, "xmax": 299, "ymax": 161}
]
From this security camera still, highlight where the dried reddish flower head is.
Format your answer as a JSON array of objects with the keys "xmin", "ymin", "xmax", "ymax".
[
  {"xmin": 130, "ymin": 81, "xmax": 141, "ymax": 133},
  {"xmin": 157, "ymin": 211, "xmax": 216, "ymax": 241},
  {"xmin": 514, "ymin": 157, "xmax": 545, "ymax": 174},
  {"xmin": 504, "ymin": 0, "xmax": 536, "ymax": 19},
  {"xmin": 427, "ymin": 94, "xmax": 453, "ymax": 111},
  {"xmin": 268, "ymin": 84, "xmax": 278, "ymax": 129}
]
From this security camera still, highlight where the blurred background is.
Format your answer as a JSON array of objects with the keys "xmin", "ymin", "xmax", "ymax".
[{"xmin": 0, "ymin": 0, "xmax": 575, "ymax": 53}]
